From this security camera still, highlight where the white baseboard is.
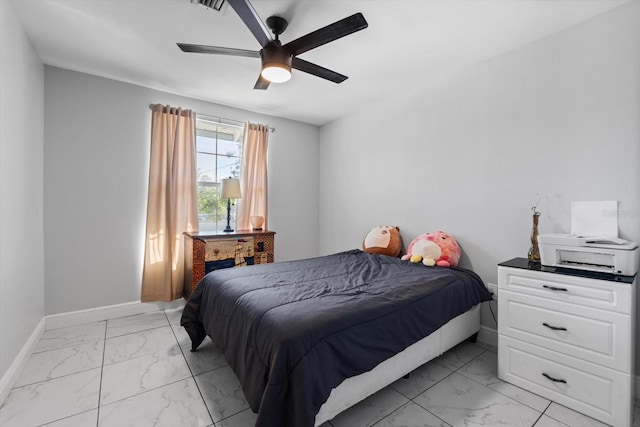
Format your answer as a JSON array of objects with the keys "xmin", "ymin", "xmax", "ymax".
[
  {"xmin": 45, "ymin": 299, "xmax": 185, "ymax": 330},
  {"xmin": 0, "ymin": 317, "xmax": 45, "ymax": 407},
  {"xmin": 477, "ymin": 325, "xmax": 498, "ymax": 348}
]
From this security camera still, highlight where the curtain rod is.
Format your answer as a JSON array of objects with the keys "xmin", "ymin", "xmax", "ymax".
[
  {"xmin": 149, "ymin": 105, "xmax": 275, "ymax": 133},
  {"xmin": 198, "ymin": 113, "xmax": 276, "ymax": 133}
]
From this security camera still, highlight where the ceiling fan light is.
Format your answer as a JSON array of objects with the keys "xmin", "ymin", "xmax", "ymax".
[{"xmin": 261, "ymin": 64, "xmax": 291, "ymax": 83}]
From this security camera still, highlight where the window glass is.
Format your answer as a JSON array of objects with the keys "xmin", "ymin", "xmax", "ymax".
[{"xmin": 195, "ymin": 118, "xmax": 243, "ymax": 232}]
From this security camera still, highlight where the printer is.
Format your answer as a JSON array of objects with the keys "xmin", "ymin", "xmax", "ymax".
[{"xmin": 539, "ymin": 234, "xmax": 639, "ymax": 276}]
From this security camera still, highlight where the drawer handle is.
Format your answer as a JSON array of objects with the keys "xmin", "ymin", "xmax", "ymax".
[
  {"xmin": 542, "ymin": 285, "xmax": 568, "ymax": 292},
  {"xmin": 542, "ymin": 373, "xmax": 567, "ymax": 384},
  {"xmin": 542, "ymin": 322, "xmax": 567, "ymax": 331}
]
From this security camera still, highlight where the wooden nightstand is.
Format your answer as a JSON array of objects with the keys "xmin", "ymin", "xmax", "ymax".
[{"xmin": 183, "ymin": 230, "xmax": 276, "ymax": 296}]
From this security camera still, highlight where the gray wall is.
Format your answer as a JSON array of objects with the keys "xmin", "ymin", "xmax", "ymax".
[
  {"xmin": 44, "ymin": 67, "xmax": 319, "ymax": 315},
  {"xmin": 0, "ymin": 1, "xmax": 45, "ymax": 380},
  {"xmin": 319, "ymin": 4, "xmax": 639, "ymax": 334}
]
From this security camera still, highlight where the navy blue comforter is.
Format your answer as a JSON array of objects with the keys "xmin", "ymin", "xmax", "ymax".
[{"xmin": 181, "ymin": 250, "xmax": 491, "ymax": 427}]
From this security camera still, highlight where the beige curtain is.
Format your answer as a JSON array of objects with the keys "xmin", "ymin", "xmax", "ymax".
[
  {"xmin": 237, "ymin": 122, "xmax": 269, "ymax": 230},
  {"xmin": 141, "ymin": 104, "xmax": 198, "ymax": 302}
]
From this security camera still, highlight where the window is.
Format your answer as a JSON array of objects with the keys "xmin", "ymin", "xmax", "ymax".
[{"xmin": 195, "ymin": 117, "xmax": 243, "ymax": 232}]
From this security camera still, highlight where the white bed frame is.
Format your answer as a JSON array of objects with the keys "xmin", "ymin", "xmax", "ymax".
[{"xmin": 314, "ymin": 304, "xmax": 481, "ymax": 426}]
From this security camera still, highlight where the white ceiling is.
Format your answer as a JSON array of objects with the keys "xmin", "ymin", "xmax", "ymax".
[{"xmin": 12, "ymin": 0, "xmax": 628, "ymax": 126}]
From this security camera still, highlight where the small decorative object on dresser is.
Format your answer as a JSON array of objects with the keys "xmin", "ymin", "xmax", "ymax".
[
  {"xmin": 250, "ymin": 215, "xmax": 265, "ymax": 230},
  {"xmin": 497, "ymin": 258, "xmax": 636, "ymax": 427},
  {"xmin": 183, "ymin": 230, "xmax": 275, "ymax": 296},
  {"xmin": 528, "ymin": 201, "xmax": 541, "ymax": 262}
]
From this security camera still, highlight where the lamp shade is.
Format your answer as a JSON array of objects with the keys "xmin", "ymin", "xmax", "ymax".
[{"xmin": 220, "ymin": 178, "xmax": 242, "ymax": 199}]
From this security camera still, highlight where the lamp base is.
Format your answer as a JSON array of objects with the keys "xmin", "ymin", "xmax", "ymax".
[{"xmin": 223, "ymin": 198, "xmax": 234, "ymax": 232}]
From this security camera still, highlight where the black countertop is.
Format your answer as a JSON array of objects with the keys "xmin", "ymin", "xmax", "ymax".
[{"xmin": 499, "ymin": 257, "xmax": 635, "ymax": 284}]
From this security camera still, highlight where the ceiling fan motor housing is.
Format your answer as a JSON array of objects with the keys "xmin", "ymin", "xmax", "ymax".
[{"xmin": 261, "ymin": 42, "xmax": 292, "ymax": 76}]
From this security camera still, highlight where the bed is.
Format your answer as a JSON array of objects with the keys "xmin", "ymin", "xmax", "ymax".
[{"xmin": 181, "ymin": 249, "xmax": 491, "ymax": 427}]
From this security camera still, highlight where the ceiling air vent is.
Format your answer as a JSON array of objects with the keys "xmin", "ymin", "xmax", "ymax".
[{"xmin": 191, "ymin": 0, "xmax": 226, "ymax": 12}]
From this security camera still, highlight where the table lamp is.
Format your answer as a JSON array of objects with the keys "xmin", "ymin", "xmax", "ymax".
[{"xmin": 220, "ymin": 178, "xmax": 241, "ymax": 232}]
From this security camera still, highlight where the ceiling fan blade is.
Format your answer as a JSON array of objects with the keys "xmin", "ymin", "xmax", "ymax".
[
  {"xmin": 177, "ymin": 43, "xmax": 260, "ymax": 58},
  {"xmin": 292, "ymin": 57, "xmax": 347, "ymax": 83},
  {"xmin": 254, "ymin": 74, "xmax": 270, "ymax": 90},
  {"xmin": 227, "ymin": 0, "xmax": 273, "ymax": 48},
  {"xmin": 283, "ymin": 13, "xmax": 368, "ymax": 56}
]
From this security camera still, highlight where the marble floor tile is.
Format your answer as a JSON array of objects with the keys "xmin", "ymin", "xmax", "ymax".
[
  {"xmin": 103, "ymin": 325, "xmax": 179, "ymax": 365},
  {"xmin": 329, "ymin": 386, "xmax": 409, "ymax": 427},
  {"xmin": 0, "ymin": 368, "xmax": 101, "ymax": 427},
  {"xmin": 435, "ymin": 341, "xmax": 486, "ymax": 371},
  {"xmin": 181, "ymin": 339, "xmax": 228, "ymax": 376},
  {"xmin": 544, "ymin": 403, "xmax": 609, "ymax": 427},
  {"xmin": 414, "ymin": 372, "xmax": 541, "ymax": 427},
  {"xmin": 456, "ymin": 349, "xmax": 498, "ymax": 385},
  {"xmin": 390, "ymin": 359, "xmax": 452, "ymax": 399},
  {"xmin": 475, "ymin": 341, "xmax": 494, "ymax": 351},
  {"xmin": 375, "ymin": 401, "xmax": 450, "ymax": 427},
  {"xmin": 98, "ymin": 378, "xmax": 212, "ymax": 427},
  {"xmin": 106, "ymin": 311, "xmax": 170, "ymax": 338},
  {"xmin": 534, "ymin": 415, "xmax": 567, "ymax": 427},
  {"xmin": 100, "ymin": 347, "xmax": 191, "ymax": 406},
  {"xmin": 42, "ymin": 409, "xmax": 98, "ymax": 426},
  {"xmin": 457, "ymin": 350, "xmax": 551, "ymax": 412},
  {"xmin": 15, "ymin": 340, "xmax": 104, "ymax": 387},
  {"xmin": 34, "ymin": 322, "xmax": 106, "ymax": 353},
  {"xmin": 216, "ymin": 408, "xmax": 258, "ymax": 427},
  {"xmin": 195, "ymin": 365, "xmax": 251, "ymax": 422},
  {"xmin": 171, "ymin": 323, "xmax": 193, "ymax": 348},
  {"xmin": 164, "ymin": 307, "xmax": 184, "ymax": 325}
]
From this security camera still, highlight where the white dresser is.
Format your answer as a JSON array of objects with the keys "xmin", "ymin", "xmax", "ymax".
[{"xmin": 497, "ymin": 258, "xmax": 636, "ymax": 427}]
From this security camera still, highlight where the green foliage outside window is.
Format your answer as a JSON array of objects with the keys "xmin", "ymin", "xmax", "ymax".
[{"xmin": 197, "ymin": 186, "xmax": 226, "ymax": 221}]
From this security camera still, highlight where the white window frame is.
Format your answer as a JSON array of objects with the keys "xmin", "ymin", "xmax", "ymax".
[{"xmin": 195, "ymin": 116, "xmax": 244, "ymax": 232}]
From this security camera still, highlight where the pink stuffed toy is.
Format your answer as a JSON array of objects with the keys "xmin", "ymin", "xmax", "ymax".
[{"xmin": 401, "ymin": 231, "xmax": 461, "ymax": 267}]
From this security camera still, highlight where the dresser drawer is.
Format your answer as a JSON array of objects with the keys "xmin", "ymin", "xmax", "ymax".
[
  {"xmin": 498, "ymin": 290, "xmax": 630, "ymax": 370},
  {"xmin": 498, "ymin": 336, "xmax": 632, "ymax": 427},
  {"xmin": 499, "ymin": 266, "xmax": 632, "ymax": 314}
]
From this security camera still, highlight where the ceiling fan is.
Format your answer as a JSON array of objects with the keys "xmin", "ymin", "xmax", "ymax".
[{"xmin": 178, "ymin": 0, "xmax": 368, "ymax": 90}]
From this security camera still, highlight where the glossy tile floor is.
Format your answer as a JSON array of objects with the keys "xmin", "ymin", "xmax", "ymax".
[{"xmin": 0, "ymin": 308, "xmax": 637, "ymax": 427}]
